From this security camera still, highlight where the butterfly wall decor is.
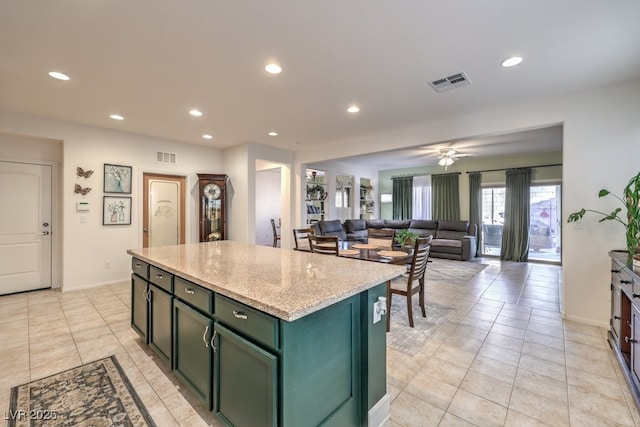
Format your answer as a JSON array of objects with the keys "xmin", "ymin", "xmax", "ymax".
[
  {"xmin": 74, "ymin": 183, "xmax": 92, "ymax": 195},
  {"xmin": 77, "ymin": 167, "xmax": 94, "ymax": 178}
]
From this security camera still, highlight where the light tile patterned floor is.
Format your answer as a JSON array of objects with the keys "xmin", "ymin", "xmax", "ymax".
[{"xmin": 0, "ymin": 257, "xmax": 639, "ymax": 426}]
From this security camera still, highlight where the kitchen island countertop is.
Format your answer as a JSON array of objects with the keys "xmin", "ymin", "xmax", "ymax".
[{"xmin": 128, "ymin": 241, "xmax": 405, "ymax": 321}]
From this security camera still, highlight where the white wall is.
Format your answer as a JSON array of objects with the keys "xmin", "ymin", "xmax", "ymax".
[
  {"xmin": 255, "ymin": 169, "xmax": 282, "ymax": 246},
  {"xmin": 295, "ymin": 78, "xmax": 640, "ymax": 327},
  {"xmin": 222, "ymin": 143, "xmax": 295, "ymax": 247},
  {"xmin": 0, "ymin": 109, "xmax": 223, "ymax": 291}
]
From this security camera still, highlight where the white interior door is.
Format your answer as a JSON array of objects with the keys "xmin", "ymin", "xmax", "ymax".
[
  {"xmin": 143, "ymin": 174, "xmax": 185, "ymax": 247},
  {"xmin": 0, "ymin": 161, "xmax": 52, "ymax": 295}
]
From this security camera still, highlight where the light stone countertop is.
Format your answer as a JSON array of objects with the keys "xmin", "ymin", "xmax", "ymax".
[{"xmin": 128, "ymin": 241, "xmax": 405, "ymax": 322}]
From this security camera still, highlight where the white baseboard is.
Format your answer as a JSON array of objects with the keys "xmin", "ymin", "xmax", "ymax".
[{"xmin": 368, "ymin": 393, "xmax": 391, "ymax": 427}]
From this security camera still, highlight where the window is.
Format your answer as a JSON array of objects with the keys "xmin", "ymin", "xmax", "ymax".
[{"xmin": 412, "ymin": 175, "xmax": 432, "ymax": 219}]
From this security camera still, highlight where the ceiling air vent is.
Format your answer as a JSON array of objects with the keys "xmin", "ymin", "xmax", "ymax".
[
  {"xmin": 156, "ymin": 151, "xmax": 177, "ymax": 164},
  {"xmin": 429, "ymin": 72, "xmax": 471, "ymax": 93}
]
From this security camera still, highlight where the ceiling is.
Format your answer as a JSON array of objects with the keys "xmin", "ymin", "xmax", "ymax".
[
  {"xmin": 1, "ymin": 1, "xmax": 639, "ymax": 161},
  {"xmin": 331, "ymin": 125, "xmax": 564, "ymax": 170}
]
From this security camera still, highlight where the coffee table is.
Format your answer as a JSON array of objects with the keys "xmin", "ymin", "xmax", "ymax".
[{"xmin": 338, "ymin": 241, "xmax": 411, "ymax": 265}]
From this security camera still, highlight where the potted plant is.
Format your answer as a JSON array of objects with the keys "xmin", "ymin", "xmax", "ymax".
[
  {"xmin": 394, "ymin": 229, "xmax": 418, "ymax": 247},
  {"xmin": 567, "ymin": 172, "xmax": 640, "ymax": 265}
]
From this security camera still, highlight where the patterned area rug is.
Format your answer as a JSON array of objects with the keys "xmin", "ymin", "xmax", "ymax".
[
  {"xmin": 8, "ymin": 355, "xmax": 155, "ymax": 427},
  {"xmin": 386, "ymin": 258, "xmax": 487, "ymax": 355}
]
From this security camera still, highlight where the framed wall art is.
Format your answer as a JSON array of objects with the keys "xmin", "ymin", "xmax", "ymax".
[
  {"xmin": 104, "ymin": 164, "xmax": 132, "ymax": 193},
  {"xmin": 103, "ymin": 196, "xmax": 132, "ymax": 225}
]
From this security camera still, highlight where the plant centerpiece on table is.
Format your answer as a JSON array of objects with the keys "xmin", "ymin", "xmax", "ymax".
[
  {"xmin": 395, "ymin": 229, "xmax": 418, "ymax": 247},
  {"xmin": 567, "ymin": 172, "xmax": 640, "ymax": 264}
]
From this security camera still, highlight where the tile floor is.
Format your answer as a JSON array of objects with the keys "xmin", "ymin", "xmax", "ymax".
[{"xmin": 0, "ymin": 257, "xmax": 639, "ymax": 426}]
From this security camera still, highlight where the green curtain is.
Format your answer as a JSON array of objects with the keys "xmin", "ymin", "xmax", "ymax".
[
  {"xmin": 392, "ymin": 177, "xmax": 412, "ymax": 220},
  {"xmin": 432, "ymin": 173, "xmax": 460, "ymax": 220},
  {"xmin": 468, "ymin": 172, "xmax": 482, "ymax": 257},
  {"xmin": 501, "ymin": 168, "xmax": 531, "ymax": 262}
]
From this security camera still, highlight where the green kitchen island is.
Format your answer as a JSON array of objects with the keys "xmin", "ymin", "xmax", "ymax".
[{"xmin": 128, "ymin": 241, "xmax": 405, "ymax": 427}]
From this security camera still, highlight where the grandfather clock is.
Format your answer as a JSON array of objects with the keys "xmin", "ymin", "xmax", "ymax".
[{"xmin": 197, "ymin": 174, "xmax": 228, "ymax": 242}]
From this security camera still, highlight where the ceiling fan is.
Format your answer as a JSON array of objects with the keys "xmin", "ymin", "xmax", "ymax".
[{"xmin": 435, "ymin": 148, "xmax": 468, "ymax": 170}]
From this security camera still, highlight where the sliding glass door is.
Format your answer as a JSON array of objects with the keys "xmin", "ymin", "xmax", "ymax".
[
  {"xmin": 480, "ymin": 184, "xmax": 561, "ymax": 263},
  {"xmin": 481, "ymin": 188, "xmax": 505, "ymax": 256},
  {"xmin": 529, "ymin": 184, "xmax": 561, "ymax": 262}
]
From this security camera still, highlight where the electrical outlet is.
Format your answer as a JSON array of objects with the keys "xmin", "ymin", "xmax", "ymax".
[{"xmin": 104, "ymin": 261, "xmax": 111, "ymax": 269}]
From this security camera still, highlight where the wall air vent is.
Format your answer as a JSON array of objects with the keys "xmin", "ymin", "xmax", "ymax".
[
  {"xmin": 429, "ymin": 72, "xmax": 471, "ymax": 93},
  {"xmin": 155, "ymin": 151, "xmax": 177, "ymax": 164}
]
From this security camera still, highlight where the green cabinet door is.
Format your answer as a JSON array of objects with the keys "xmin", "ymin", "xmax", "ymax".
[
  {"xmin": 131, "ymin": 274, "xmax": 148, "ymax": 343},
  {"xmin": 214, "ymin": 323, "xmax": 277, "ymax": 427},
  {"xmin": 173, "ymin": 299, "xmax": 214, "ymax": 409},
  {"xmin": 149, "ymin": 284, "xmax": 172, "ymax": 365}
]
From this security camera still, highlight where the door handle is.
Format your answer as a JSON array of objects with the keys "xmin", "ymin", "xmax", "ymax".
[
  {"xmin": 38, "ymin": 231, "xmax": 50, "ymax": 235},
  {"xmin": 143, "ymin": 228, "xmax": 149, "ymax": 232}
]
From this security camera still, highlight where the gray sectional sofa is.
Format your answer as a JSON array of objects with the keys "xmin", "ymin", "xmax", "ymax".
[{"xmin": 311, "ymin": 218, "xmax": 478, "ymax": 261}]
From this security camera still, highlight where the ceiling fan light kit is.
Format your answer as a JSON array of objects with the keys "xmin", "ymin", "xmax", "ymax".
[{"xmin": 438, "ymin": 148, "xmax": 457, "ymax": 170}]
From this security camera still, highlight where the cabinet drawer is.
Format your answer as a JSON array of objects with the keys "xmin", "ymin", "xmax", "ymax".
[
  {"xmin": 215, "ymin": 295, "xmax": 279, "ymax": 350},
  {"xmin": 175, "ymin": 277, "xmax": 213, "ymax": 314},
  {"xmin": 132, "ymin": 258, "xmax": 149, "ymax": 279},
  {"xmin": 149, "ymin": 266, "xmax": 173, "ymax": 293}
]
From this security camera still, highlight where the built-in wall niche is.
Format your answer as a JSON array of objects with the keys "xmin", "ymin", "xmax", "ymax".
[{"xmin": 359, "ymin": 178, "xmax": 374, "ymax": 220}]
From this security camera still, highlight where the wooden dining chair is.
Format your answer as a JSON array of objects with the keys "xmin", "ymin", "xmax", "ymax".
[
  {"xmin": 270, "ymin": 219, "xmax": 281, "ymax": 248},
  {"xmin": 308, "ymin": 234, "xmax": 339, "ymax": 256},
  {"xmin": 292, "ymin": 228, "xmax": 313, "ymax": 251},
  {"xmin": 386, "ymin": 236, "xmax": 433, "ymax": 331},
  {"xmin": 367, "ymin": 228, "xmax": 395, "ymax": 249}
]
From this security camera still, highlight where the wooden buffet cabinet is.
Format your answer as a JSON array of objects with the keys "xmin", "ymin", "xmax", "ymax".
[
  {"xmin": 129, "ymin": 241, "xmax": 404, "ymax": 427},
  {"xmin": 609, "ymin": 250, "xmax": 640, "ymax": 408}
]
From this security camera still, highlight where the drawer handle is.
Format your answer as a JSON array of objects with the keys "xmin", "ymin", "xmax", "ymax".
[
  {"xmin": 620, "ymin": 279, "xmax": 632, "ymax": 284},
  {"xmin": 135, "ymin": 263, "xmax": 143, "ymax": 268},
  {"xmin": 233, "ymin": 310, "xmax": 248, "ymax": 320},
  {"xmin": 156, "ymin": 274, "xmax": 164, "ymax": 279},
  {"xmin": 614, "ymin": 316, "xmax": 621, "ymax": 320},
  {"xmin": 612, "ymin": 269, "xmax": 621, "ymax": 273},
  {"xmin": 185, "ymin": 287, "xmax": 195, "ymax": 295},
  {"xmin": 633, "ymin": 293, "xmax": 640, "ymax": 299}
]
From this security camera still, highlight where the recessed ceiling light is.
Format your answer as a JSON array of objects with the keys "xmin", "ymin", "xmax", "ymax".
[
  {"xmin": 110, "ymin": 114, "xmax": 124, "ymax": 121},
  {"xmin": 202, "ymin": 134, "xmax": 213, "ymax": 140},
  {"xmin": 265, "ymin": 63, "xmax": 282, "ymax": 74},
  {"xmin": 347, "ymin": 105, "xmax": 360, "ymax": 113},
  {"xmin": 268, "ymin": 131, "xmax": 278, "ymax": 137},
  {"xmin": 501, "ymin": 56, "xmax": 523, "ymax": 67},
  {"xmin": 189, "ymin": 109, "xmax": 203, "ymax": 117},
  {"xmin": 48, "ymin": 71, "xmax": 70, "ymax": 81}
]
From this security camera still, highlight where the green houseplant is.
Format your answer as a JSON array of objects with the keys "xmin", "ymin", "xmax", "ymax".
[
  {"xmin": 567, "ymin": 172, "xmax": 640, "ymax": 263},
  {"xmin": 394, "ymin": 229, "xmax": 418, "ymax": 247}
]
